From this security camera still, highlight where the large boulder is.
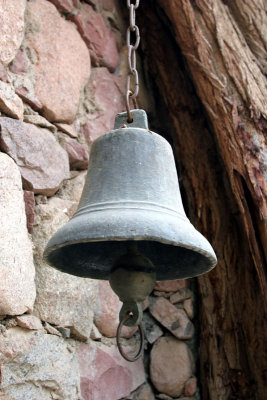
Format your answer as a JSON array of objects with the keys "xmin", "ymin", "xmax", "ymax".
[
  {"xmin": 150, "ymin": 336, "xmax": 193, "ymax": 397},
  {"xmin": 0, "ymin": 153, "xmax": 36, "ymax": 315},
  {"xmin": 0, "ymin": 118, "xmax": 70, "ymax": 196},
  {"xmin": 26, "ymin": 0, "xmax": 90, "ymax": 122},
  {"xmin": 32, "ymin": 180, "xmax": 97, "ymax": 340},
  {"xmin": 0, "ymin": 0, "xmax": 26, "ymax": 65},
  {"xmin": 0, "ymin": 327, "xmax": 80, "ymax": 399}
]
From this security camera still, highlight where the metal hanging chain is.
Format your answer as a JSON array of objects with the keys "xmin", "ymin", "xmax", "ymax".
[{"xmin": 125, "ymin": 0, "xmax": 140, "ymax": 122}]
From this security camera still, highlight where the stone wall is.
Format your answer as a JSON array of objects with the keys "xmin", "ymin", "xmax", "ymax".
[{"xmin": 0, "ymin": 1, "xmax": 199, "ymax": 399}]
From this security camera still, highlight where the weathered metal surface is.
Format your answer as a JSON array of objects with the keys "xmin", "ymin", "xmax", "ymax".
[{"xmin": 44, "ymin": 109, "xmax": 217, "ymax": 280}]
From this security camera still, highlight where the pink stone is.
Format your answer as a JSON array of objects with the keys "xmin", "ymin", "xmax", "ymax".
[
  {"xmin": 94, "ymin": 281, "xmax": 137, "ymax": 338},
  {"xmin": 78, "ymin": 341, "xmax": 145, "ymax": 400},
  {"xmin": 16, "ymin": 315, "xmax": 43, "ymax": 330},
  {"xmin": 23, "ymin": 191, "xmax": 35, "ymax": 233},
  {"xmin": 153, "ymin": 290, "xmax": 173, "ymax": 298},
  {"xmin": 26, "ymin": 0, "xmax": 90, "ymax": 123},
  {"xmin": 90, "ymin": 324, "xmax": 102, "ymax": 340},
  {"xmin": 73, "ymin": 4, "xmax": 119, "ymax": 71},
  {"xmin": 0, "ymin": 81, "xmax": 24, "ymax": 120},
  {"xmin": 170, "ymin": 288, "xmax": 193, "ymax": 304},
  {"xmin": 44, "ymin": 322, "xmax": 62, "ymax": 336},
  {"xmin": 15, "ymin": 86, "xmax": 42, "ymax": 111},
  {"xmin": 103, "ymin": 0, "xmax": 116, "ymax": 11},
  {"xmin": 149, "ymin": 297, "xmax": 194, "ymax": 339},
  {"xmin": 48, "ymin": 0, "xmax": 79, "ymax": 13},
  {"xmin": 9, "ymin": 50, "xmax": 29, "ymax": 75},
  {"xmin": 0, "ymin": 118, "xmax": 69, "ymax": 196},
  {"xmin": 80, "ymin": 67, "xmax": 124, "ymax": 145},
  {"xmin": 150, "ymin": 336, "xmax": 193, "ymax": 397},
  {"xmin": 154, "ymin": 280, "xmax": 186, "ymax": 292},
  {"xmin": 0, "ymin": 0, "xmax": 26, "ymax": 65},
  {"xmin": 184, "ymin": 377, "xmax": 197, "ymax": 397},
  {"xmin": 0, "ymin": 63, "xmax": 7, "ymax": 82},
  {"xmin": 55, "ymin": 122, "xmax": 78, "ymax": 138},
  {"xmin": 60, "ymin": 135, "xmax": 89, "ymax": 170},
  {"xmin": 184, "ymin": 298, "xmax": 194, "ymax": 319}
]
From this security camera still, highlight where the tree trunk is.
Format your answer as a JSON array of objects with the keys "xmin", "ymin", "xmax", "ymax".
[{"xmin": 138, "ymin": 1, "xmax": 266, "ymax": 399}]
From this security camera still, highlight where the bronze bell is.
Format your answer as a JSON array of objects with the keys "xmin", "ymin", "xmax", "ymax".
[
  {"xmin": 44, "ymin": 109, "xmax": 216, "ymax": 277},
  {"xmin": 44, "ymin": 109, "xmax": 216, "ymax": 359}
]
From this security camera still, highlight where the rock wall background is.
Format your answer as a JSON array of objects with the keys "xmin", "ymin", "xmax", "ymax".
[{"xmin": 0, "ymin": 1, "xmax": 199, "ymax": 399}]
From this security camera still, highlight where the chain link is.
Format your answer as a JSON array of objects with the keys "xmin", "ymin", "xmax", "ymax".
[{"xmin": 125, "ymin": 0, "xmax": 140, "ymax": 122}]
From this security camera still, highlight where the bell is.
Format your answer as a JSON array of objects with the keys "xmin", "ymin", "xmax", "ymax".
[{"xmin": 44, "ymin": 109, "xmax": 217, "ymax": 281}]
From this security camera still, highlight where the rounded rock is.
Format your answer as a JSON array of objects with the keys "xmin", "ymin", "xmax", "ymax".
[{"xmin": 150, "ymin": 336, "xmax": 193, "ymax": 397}]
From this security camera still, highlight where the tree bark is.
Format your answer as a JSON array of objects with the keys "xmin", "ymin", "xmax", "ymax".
[{"xmin": 138, "ymin": 1, "xmax": 266, "ymax": 399}]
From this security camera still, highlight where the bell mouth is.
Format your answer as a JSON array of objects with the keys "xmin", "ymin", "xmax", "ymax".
[{"xmin": 44, "ymin": 239, "xmax": 216, "ymax": 281}]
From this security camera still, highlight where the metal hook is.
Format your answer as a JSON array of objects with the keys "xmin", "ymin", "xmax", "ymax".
[
  {"xmin": 116, "ymin": 312, "xmax": 144, "ymax": 362},
  {"xmin": 126, "ymin": 90, "xmax": 137, "ymax": 123}
]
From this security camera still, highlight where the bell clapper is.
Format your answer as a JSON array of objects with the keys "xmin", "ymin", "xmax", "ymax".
[{"xmin": 109, "ymin": 247, "xmax": 156, "ymax": 361}]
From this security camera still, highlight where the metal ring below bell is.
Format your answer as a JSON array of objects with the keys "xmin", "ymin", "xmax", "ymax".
[{"xmin": 116, "ymin": 313, "xmax": 144, "ymax": 362}]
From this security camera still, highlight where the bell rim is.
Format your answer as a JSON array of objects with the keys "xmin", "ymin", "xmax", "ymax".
[
  {"xmin": 44, "ymin": 236, "xmax": 217, "ymax": 270},
  {"xmin": 43, "ymin": 208, "xmax": 217, "ymax": 280}
]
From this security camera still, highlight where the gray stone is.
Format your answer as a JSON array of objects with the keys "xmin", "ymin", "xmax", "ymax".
[
  {"xmin": 128, "ymin": 383, "xmax": 155, "ymax": 400},
  {"xmin": 0, "ymin": 0, "xmax": 26, "ymax": 65},
  {"xmin": 23, "ymin": 114, "xmax": 57, "ymax": 133},
  {"xmin": 56, "ymin": 326, "xmax": 71, "ymax": 338},
  {"xmin": 0, "ymin": 153, "xmax": 36, "ymax": 315},
  {"xmin": 1, "ymin": 318, "xmax": 17, "ymax": 329},
  {"xmin": 143, "ymin": 312, "xmax": 163, "ymax": 344},
  {"xmin": 0, "ymin": 117, "xmax": 69, "ymax": 196},
  {"xmin": 56, "ymin": 170, "xmax": 87, "ymax": 204},
  {"xmin": 150, "ymin": 336, "xmax": 193, "ymax": 398},
  {"xmin": 32, "ymin": 193, "xmax": 97, "ymax": 341},
  {"xmin": 0, "ymin": 81, "xmax": 24, "ymax": 119},
  {"xmin": 0, "ymin": 327, "xmax": 80, "ymax": 399}
]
